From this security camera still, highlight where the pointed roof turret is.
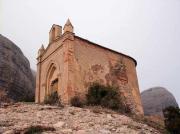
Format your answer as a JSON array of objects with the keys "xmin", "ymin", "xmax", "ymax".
[
  {"xmin": 38, "ymin": 44, "xmax": 45, "ymax": 57},
  {"xmin": 65, "ymin": 19, "xmax": 73, "ymax": 26},
  {"xmin": 63, "ymin": 19, "xmax": 74, "ymax": 33}
]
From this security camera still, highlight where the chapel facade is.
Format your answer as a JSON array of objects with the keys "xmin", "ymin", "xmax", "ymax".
[{"xmin": 35, "ymin": 19, "xmax": 144, "ymax": 115}]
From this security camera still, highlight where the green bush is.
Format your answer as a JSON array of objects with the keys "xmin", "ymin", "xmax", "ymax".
[
  {"xmin": 70, "ymin": 96, "xmax": 84, "ymax": 107},
  {"xmin": 44, "ymin": 91, "xmax": 62, "ymax": 106},
  {"xmin": 100, "ymin": 87, "xmax": 120, "ymax": 110},
  {"xmin": 86, "ymin": 83, "xmax": 126, "ymax": 112},
  {"xmin": 163, "ymin": 106, "xmax": 180, "ymax": 134},
  {"xmin": 86, "ymin": 83, "xmax": 107, "ymax": 105}
]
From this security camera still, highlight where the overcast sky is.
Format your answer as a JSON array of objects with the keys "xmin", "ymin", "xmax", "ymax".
[{"xmin": 1, "ymin": 0, "xmax": 180, "ymax": 105}]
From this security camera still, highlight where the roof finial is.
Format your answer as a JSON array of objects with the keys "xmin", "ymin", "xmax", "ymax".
[
  {"xmin": 63, "ymin": 18, "xmax": 74, "ymax": 33},
  {"xmin": 40, "ymin": 44, "xmax": 45, "ymax": 50},
  {"xmin": 38, "ymin": 44, "xmax": 45, "ymax": 57}
]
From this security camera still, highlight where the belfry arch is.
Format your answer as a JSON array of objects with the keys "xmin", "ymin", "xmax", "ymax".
[{"xmin": 45, "ymin": 62, "xmax": 60, "ymax": 96}]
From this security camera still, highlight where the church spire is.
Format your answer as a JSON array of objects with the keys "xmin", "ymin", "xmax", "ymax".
[{"xmin": 63, "ymin": 19, "xmax": 74, "ymax": 33}]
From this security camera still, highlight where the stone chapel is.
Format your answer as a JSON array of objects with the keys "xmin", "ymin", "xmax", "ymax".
[{"xmin": 35, "ymin": 19, "xmax": 144, "ymax": 115}]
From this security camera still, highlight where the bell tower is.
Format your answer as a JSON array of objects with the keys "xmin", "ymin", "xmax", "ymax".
[{"xmin": 49, "ymin": 24, "xmax": 62, "ymax": 43}]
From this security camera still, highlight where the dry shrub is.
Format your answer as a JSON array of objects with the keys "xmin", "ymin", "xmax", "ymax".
[
  {"xmin": 70, "ymin": 96, "xmax": 84, "ymax": 107},
  {"xmin": 23, "ymin": 125, "xmax": 55, "ymax": 134},
  {"xmin": 131, "ymin": 114, "xmax": 168, "ymax": 134},
  {"xmin": 44, "ymin": 91, "xmax": 62, "ymax": 106}
]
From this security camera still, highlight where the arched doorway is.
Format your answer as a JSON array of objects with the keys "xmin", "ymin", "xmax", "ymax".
[
  {"xmin": 50, "ymin": 78, "xmax": 58, "ymax": 93},
  {"xmin": 46, "ymin": 64, "xmax": 59, "ymax": 96}
]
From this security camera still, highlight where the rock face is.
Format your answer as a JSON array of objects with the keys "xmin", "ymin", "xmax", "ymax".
[
  {"xmin": 141, "ymin": 87, "xmax": 179, "ymax": 116},
  {"xmin": 0, "ymin": 34, "xmax": 35, "ymax": 102},
  {"xmin": 0, "ymin": 103, "xmax": 161, "ymax": 134}
]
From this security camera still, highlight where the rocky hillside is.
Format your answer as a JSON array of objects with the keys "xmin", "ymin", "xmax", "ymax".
[
  {"xmin": 0, "ymin": 103, "xmax": 162, "ymax": 134},
  {"xmin": 141, "ymin": 87, "xmax": 179, "ymax": 117},
  {"xmin": 0, "ymin": 34, "xmax": 35, "ymax": 102}
]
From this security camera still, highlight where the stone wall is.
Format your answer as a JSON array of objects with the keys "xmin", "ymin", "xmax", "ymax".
[{"xmin": 70, "ymin": 36, "xmax": 143, "ymax": 114}]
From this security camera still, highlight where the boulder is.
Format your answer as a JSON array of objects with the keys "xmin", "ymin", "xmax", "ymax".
[
  {"xmin": 141, "ymin": 87, "xmax": 179, "ymax": 116},
  {"xmin": 0, "ymin": 34, "xmax": 35, "ymax": 102}
]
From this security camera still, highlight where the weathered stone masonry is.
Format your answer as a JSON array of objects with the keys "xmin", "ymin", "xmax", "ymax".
[{"xmin": 35, "ymin": 19, "xmax": 144, "ymax": 115}]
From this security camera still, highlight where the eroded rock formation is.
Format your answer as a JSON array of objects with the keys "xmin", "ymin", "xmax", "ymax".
[
  {"xmin": 0, "ymin": 34, "xmax": 35, "ymax": 102},
  {"xmin": 141, "ymin": 87, "xmax": 179, "ymax": 117}
]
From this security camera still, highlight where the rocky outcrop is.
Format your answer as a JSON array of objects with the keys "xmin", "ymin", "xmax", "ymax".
[
  {"xmin": 0, "ymin": 34, "xmax": 35, "ymax": 102},
  {"xmin": 141, "ymin": 87, "xmax": 179, "ymax": 116},
  {"xmin": 0, "ymin": 103, "xmax": 161, "ymax": 134}
]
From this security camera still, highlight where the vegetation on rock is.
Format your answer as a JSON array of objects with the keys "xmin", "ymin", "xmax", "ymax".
[
  {"xmin": 163, "ymin": 106, "xmax": 180, "ymax": 134},
  {"xmin": 86, "ymin": 83, "xmax": 129, "ymax": 113},
  {"xmin": 23, "ymin": 125, "xmax": 55, "ymax": 134}
]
